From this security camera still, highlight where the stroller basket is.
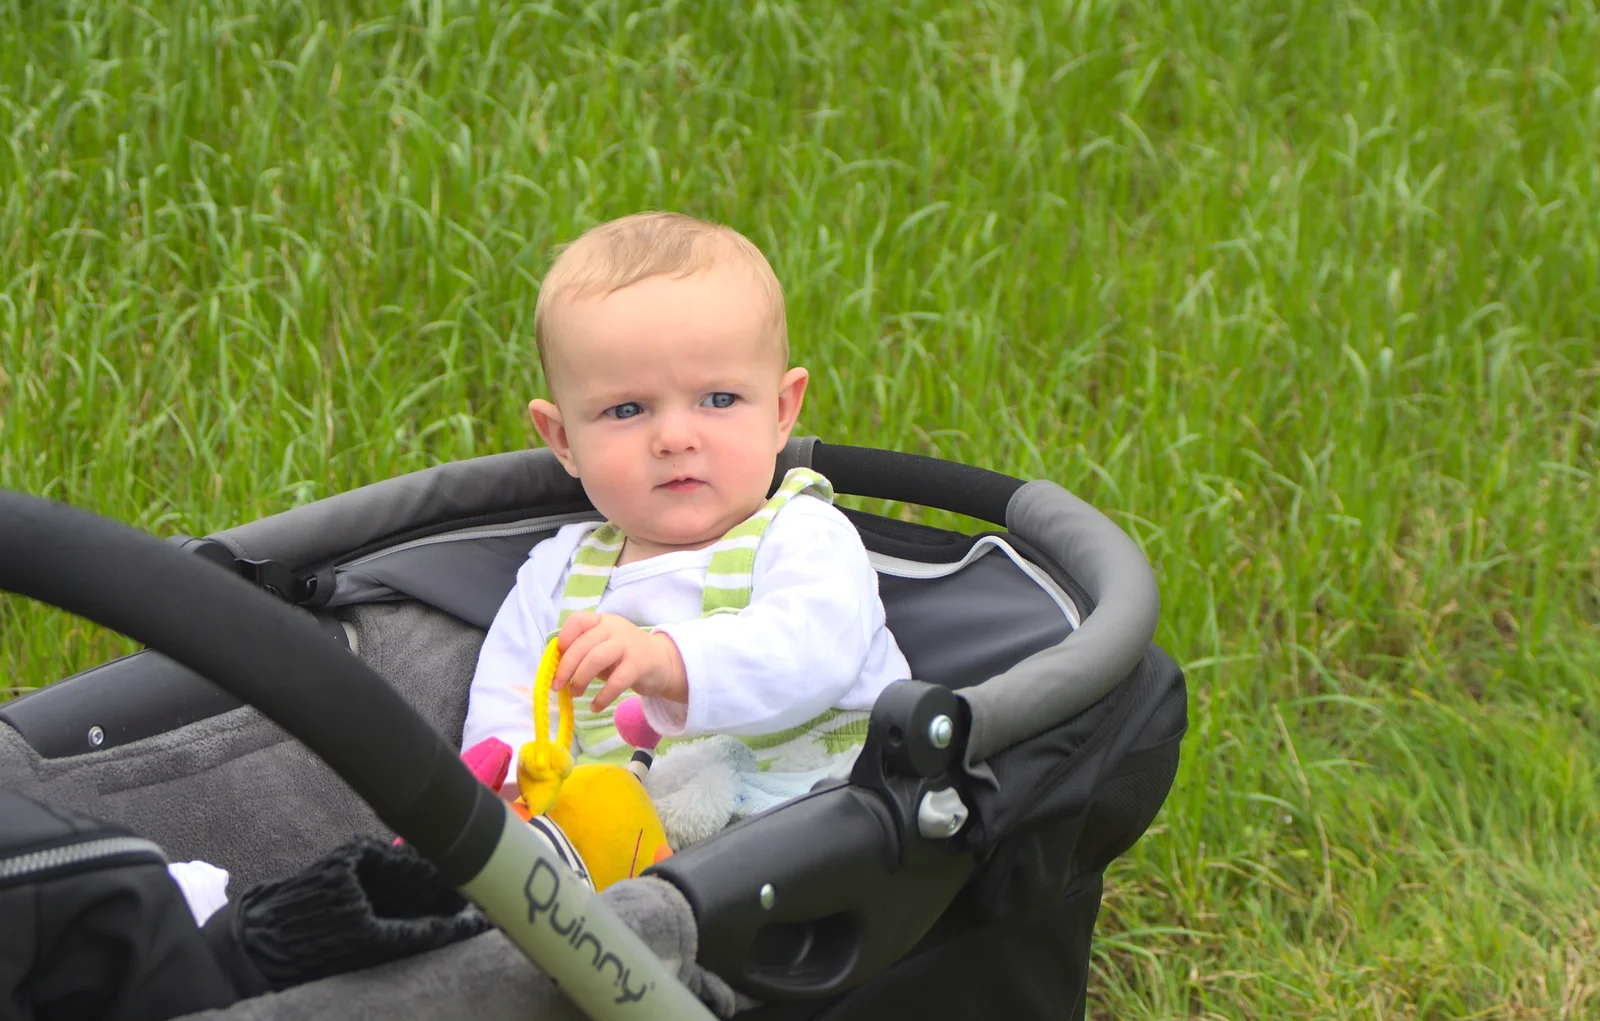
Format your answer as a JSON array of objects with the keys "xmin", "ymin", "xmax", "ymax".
[{"xmin": 0, "ymin": 440, "xmax": 1186, "ymax": 1021}]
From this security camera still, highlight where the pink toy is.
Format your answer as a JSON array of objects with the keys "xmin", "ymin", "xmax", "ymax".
[
  {"xmin": 614, "ymin": 698, "xmax": 661, "ymax": 750},
  {"xmin": 461, "ymin": 737, "xmax": 514, "ymax": 788}
]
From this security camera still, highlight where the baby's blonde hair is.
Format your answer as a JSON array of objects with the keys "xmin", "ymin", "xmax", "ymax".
[{"xmin": 533, "ymin": 212, "xmax": 788, "ymax": 383}]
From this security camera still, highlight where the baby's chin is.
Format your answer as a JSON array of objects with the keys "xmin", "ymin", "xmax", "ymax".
[
  {"xmin": 625, "ymin": 514, "xmax": 750, "ymax": 553},
  {"xmin": 626, "ymin": 526, "xmax": 729, "ymax": 554}
]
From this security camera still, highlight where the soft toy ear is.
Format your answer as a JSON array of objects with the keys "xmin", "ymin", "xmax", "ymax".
[{"xmin": 460, "ymin": 738, "xmax": 513, "ymax": 790}]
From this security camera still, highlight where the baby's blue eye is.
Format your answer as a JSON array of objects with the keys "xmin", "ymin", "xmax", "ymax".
[
  {"xmin": 703, "ymin": 392, "xmax": 737, "ymax": 409},
  {"xmin": 606, "ymin": 402, "xmax": 644, "ymax": 420}
]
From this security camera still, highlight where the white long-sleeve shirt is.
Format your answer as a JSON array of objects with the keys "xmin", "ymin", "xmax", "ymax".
[{"xmin": 462, "ymin": 495, "xmax": 911, "ymax": 784}]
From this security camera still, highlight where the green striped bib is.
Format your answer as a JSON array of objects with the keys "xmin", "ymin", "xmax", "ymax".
[{"xmin": 555, "ymin": 467, "xmax": 870, "ymax": 767}]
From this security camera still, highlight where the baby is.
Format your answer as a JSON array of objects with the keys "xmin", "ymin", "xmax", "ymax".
[{"xmin": 462, "ymin": 212, "xmax": 911, "ymax": 788}]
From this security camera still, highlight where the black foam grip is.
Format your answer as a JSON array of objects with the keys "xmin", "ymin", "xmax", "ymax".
[
  {"xmin": 811, "ymin": 444, "xmax": 1024, "ymax": 526},
  {"xmin": 0, "ymin": 491, "xmax": 501, "ymax": 885}
]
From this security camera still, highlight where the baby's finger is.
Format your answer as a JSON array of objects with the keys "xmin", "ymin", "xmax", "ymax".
[
  {"xmin": 553, "ymin": 622, "xmax": 609, "ymax": 689},
  {"xmin": 557, "ymin": 611, "xmax": 600, "ymax": 652},
  {"xmin": 564, "ymin": 642, "xmax": 625, "ymax": 700},
  {"xmin": 589, "ymin": 662, "xmax": 638, "ymax": 714}
]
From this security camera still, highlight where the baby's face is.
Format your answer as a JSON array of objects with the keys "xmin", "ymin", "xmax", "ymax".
[{"xmin": 531, "ymin": 264, "xmax": 807, "ymax": 561}]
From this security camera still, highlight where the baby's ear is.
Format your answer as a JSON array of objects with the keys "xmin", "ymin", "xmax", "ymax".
[
  {"xmin": 774, "ymin": 366, "xmax": 809, "ymax": 445},
  {"xmin": 529, "ymin": 399, "xmax": 579, "ymax": 477}
]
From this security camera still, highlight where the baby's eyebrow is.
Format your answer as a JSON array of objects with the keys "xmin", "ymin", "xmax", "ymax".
[
  {"xmin": 585, "ymin": 384, "xmax": 649, "ymax": 405},
  {"xmin": 586, "ymin": 374, "xmax": 761, "ymax": 405}
]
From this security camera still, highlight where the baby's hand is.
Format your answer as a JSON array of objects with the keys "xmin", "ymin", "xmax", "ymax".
[{"xmin": 553, "ymin": 611, "xmax": 688, "ymax": 713}]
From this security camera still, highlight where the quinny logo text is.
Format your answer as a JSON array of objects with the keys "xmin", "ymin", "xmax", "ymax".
[{"xmin": 524, "ymin": 858, "xmax": 652, "ymax": 1005}]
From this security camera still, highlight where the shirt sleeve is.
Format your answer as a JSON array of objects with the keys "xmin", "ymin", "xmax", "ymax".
[
  {"xmin": 645, "ymin": 499, "xmax": 880, "ymax": 737},
  {"xmin": 461, "ymin": 527, "xmax": 581, "ymax": 790}
]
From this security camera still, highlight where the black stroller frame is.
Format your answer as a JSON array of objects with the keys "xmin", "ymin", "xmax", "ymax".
[{"xmin": 0, "ymin": 439, "xmax": 1187, "ymax": 1020}]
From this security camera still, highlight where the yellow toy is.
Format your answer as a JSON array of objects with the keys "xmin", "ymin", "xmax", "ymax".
[{"xmin": 511, "ymin": 637, "xmax": 673, "ymax": 891}]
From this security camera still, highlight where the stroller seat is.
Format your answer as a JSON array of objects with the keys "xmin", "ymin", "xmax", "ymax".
[{"xmin": 0, "ymin": 440, "xmax": 1186, "ymax": 1020}]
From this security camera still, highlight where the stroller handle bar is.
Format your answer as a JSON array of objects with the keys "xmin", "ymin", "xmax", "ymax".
[{"xmin": 0, "ymin": 491, "xmax": 717, "ymax": 1021}]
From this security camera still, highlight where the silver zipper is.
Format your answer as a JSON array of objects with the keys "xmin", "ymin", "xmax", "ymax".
[{"xmin": 0, "ymin": 836, "xmax": 169, "ymax": 884}]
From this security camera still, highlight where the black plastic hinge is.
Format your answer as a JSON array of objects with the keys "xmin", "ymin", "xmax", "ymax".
[{"xmin": 849, "ymin": 679, "xmax": 975, "ymax": 869}]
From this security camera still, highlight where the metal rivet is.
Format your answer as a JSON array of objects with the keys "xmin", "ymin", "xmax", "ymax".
[
  {"xmin": 759, "ymin": 883, "xmax": 775, "ymax": 910},
  {"xmin": 87, "ymin": 726, "xmax": 105, "ymax": 748},
  {"xmin": 927, "ymin": 714, "xmax": 953, "ymax": 749}
]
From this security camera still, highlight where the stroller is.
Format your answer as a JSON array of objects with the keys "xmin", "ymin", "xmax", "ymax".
[{"xmin": 0, "ymin": 439, "xmax": 1187, "ymax": 1020}]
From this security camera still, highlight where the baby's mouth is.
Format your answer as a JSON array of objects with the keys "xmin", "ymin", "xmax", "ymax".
[{"xmin": 659, "ymin": 477, "xmax": 704, "ymax": 493}]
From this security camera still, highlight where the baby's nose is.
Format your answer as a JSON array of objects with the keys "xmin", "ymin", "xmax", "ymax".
[{"xmin": 653, "ymin": 412, "xmax": 700, "ymax": 454}]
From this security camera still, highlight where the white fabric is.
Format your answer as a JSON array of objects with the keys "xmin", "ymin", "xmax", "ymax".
[
  {"xmin": 166, "ymin": 860, "xmax": 230, "ymax": 926},
  {"xmin": 463, "ymin": 495, "xmax": 911, "ymax": 787}
]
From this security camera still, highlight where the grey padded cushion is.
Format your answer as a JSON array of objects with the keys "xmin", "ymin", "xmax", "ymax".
[{"xmin": 0, "ymin": 602, "xmax": 483, "ymax": 889}]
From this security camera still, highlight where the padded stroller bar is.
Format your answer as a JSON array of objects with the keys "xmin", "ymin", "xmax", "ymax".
[
  {"xmin": 197, "ymin": 439, "xmax": 1023, "ymax": 576},
  {"xmin": 208, "ymin": 448, "xmax": 590, "ymax": 574},
  {"xmin": 0, "ymin": 491, "xmax": 716, "ymax": 1020},
  {"xmin": 962, "ymin": 481, "xmax": 1161, "ymax": 765},
  {"xmin": 808, "ymin": 442, "xmax": 1024, "ymax": 526},
  {"xmin": 790, "ymin": 445, "xmax": 1161, "ymax": 766}
]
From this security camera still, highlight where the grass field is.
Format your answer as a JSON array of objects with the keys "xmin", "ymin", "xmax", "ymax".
[{"xmin": 3, "ymin": 1, "xmax": 1598, "ymax": 1016}]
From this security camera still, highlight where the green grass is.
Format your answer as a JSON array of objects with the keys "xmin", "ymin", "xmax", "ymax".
[{"xmin": 3, "ymin": 0, "xmax": 1598, "ymax": 1016}]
